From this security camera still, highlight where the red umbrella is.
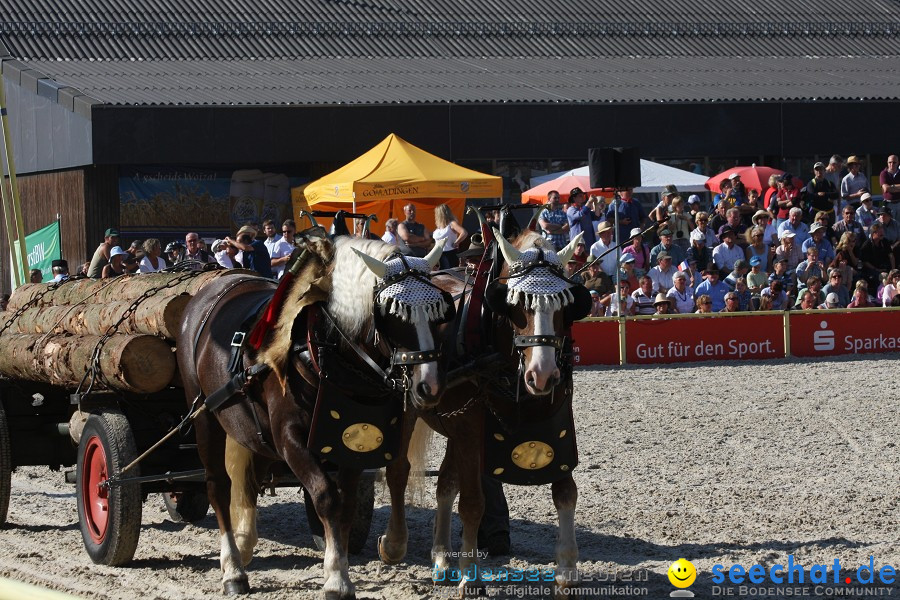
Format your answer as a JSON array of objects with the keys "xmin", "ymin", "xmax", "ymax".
[
  {"xmin": 521, "ymin": 175, "xmax": 613, "ymax": 205},
  {"xmin": 705, "ymin": 166, "xmax": 802, "ymax": 195}
]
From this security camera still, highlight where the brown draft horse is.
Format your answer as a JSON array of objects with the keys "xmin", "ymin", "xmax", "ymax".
[
  {"xmin": 178, "ymin": 234, "xmax": 453, "ymax": 598},
  {"xmin": 377, "ymin": 224, "xmax": 592, "ymax": 598}
]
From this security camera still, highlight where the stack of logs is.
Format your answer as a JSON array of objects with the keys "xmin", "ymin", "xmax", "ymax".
[{"xmin": 0, "ymin": 271, "xmax": 247, "ymax": 394}]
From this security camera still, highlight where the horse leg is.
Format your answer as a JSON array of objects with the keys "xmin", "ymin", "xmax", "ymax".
[
  {"xmin": 430, "ymin": 446, "xmax": 458, "ymax": 582},
  {"xmin": 195, "ymin": 410, "xmax": 249, "ymax": 594},
  {"xmin": 336, "ymin": 467, "xmax": 361, "ymax": 552},
  {"xmin": 452, "ymin": 439, "xmax": 485, "ymax": 597},
  {"xmin": 378, "ymin": 414, "xmax": 417, "ymax": 565},
  {"xmin": 552, "ymin": 474, "xmax": 579, "ymax": 599},
  {"xmin": 225, "ymin": 435, "xmax": 259, "ymax": 567}
]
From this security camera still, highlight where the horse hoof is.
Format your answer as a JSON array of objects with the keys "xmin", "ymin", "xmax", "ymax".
[
  {"xmin": 377, "ymin": 535, "xmax": 404, "ymax": 565},
  {"xmin": 223, "ymin": 579, "xmax": 250, "ymax": 595}
]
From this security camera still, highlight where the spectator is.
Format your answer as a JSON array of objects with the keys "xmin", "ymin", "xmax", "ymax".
[
  {"xmin": 746, "ymin": 256, "xmax": 768, "ymax": 294},
  {"xmin": 606, "ymin": 188, "xmax": 646, "ymax": 243},
  {"xmin": 622, "ymin": 228, "xmax": 651, "ymax": 277},
  {"xmin": 720, "ymin": 208, "xmax": 748, "ymax": 245},
  {"xmin": 729, "ymin": 173, "xmax": 748, "ymax": 205},
  {"xmin": 855, "ymin": 193, "xmax": 878, "ymax": 235},
  {"xmin": 734, "ymin": 277, "xmax": 752, "ymax": 311},
  {"xmin": 225, "ymin": 225, "xmax": 273, "ymax": 278},
  {"xmin": 879, "ymin": 155, "xmax": 900, "ymax": 220},
  {"xmin": 571, "ymin": 241, "xmax": 590, "ymax": 267},
  {"xmin": 882, "ymin": 269, "xmax": 900, "ymax": 306},
  {"xmin": 764, "ymin": 174, "xmax": 781, "ymax": 220},
  {"xmin": 773, "ymin": 173, "xmax": 801, "ymax": 227},
  {"xmin": 740, "ymin": 189, "xmax": 763, "ymax": 227},
  {"xmin": 831, "ymin": 232, "xmax": 861, "ymax": 285},
  {"xmin": 805, "ymin": 161, "xmax": 839, "ymax": 223},
  {"xmin": 860, "ymin": 222, "xmax": 895, "ymax": 291},
  {"xmin": 686, "ymin": 229, "xmax": 712, "ymax": 274},
  {"xmin": 123, "ymin": 254, "xmax": 139, "ymax": 274},
  {"xmin": 713, "ymin": 177, "xmax": 739, "ymax": 210},
  {"xmin": 819, "ymin": 292, "xmax": 842, "ymax": 310},
  {"xmin": 87, "ymin": 227, "xmax": 120, "ymax": 278},
  {"xmin": 0, "ymin": 294, "xmax": 8, "ymax": 311},
  {"xmin": 650, "ymin": 228, "xmax": 686, "ymax": 268},
  {"xmin": 538, "ymin": 191, "xmax": 570, "ymax": 251},
  {"xmin": 724, "ymin": 259, "xmax": 748, "ymax": 291},
  {"xmin": 847, "ymin": 281, "xmax": 876, "ymax": 308},
  {"xmin": 601, "ymin": 280, "xmax": 636, "ymax": 316},
  {"xmin": 695, "ymin": 268, "xmax": 729, "ymax": 311},
  {"xmin": 752, "ymin": 209, "xmax": 779, "ymax": 246},
  {"xmin": 796, "ymin": 246, "xmax": 826, "ymax": 288},
  {"xmin": 127, "ymin": 240, "xmax": 142, "ymax": 259},
  {"xmin": 165, "ymin": 241, "xmax": 184, "ymax": 265},
  {"xmin": 588, "ymin": 290, "xmax": 604, "ymax": 317},
  {"xmin": 822, "ymin": 269, "xmax": 851, "ymax": 307},
  {"xmin": 564, "ymin": 259, "xmax": 583, "ymax": 285},
  {"xmin": 51, "ymin": 259, "xmax": 69, "ymax": 283},
  {"xmin": 841, "ymin": 156, "xmax": 868, "ymax": 206},
  {"xmin": 693, "ymin": 211, "xmax": 719, "ymax": 247},
  {"xmin": 653, "ymin": 293, "xmax": 673, "ymax": 315},
  {"xmin": 139, "ymin": 238, "xmax": 167, "ymax": 273},
  {"xmin": 263, "ymin": 219, "xmax": 295, "ymax": 278},
  {"xmin": 801, "ymin": 223, "xmax": 835, "ymax": 266},
  {"xmin": 432, "ymin": 204, "xmax": 468, "ymax": 269},
  {"xmin": 778, "ymin": 207, "xmax": 810, "ymax": 246},
  {"xmin": 648, "ymin": 252, "xmax": 677, "ymax": 294},
  {"xmin": 775, "ymin": 231, "xmax": 803, "ymax": 274},
  {"xmin": 102, "ymin": 246, "xmax": 128, "ymax": 279},
  {"xmin": 666, "ymin": 271, "xmax": 695, "ymax": 314},
  {"xmin": 877, "ymin": 206, "xmax": 900, "ymax": 246},
  {"xmin": 794, "ymin": 290, "xmax": 818, "ymax": 310},
  {"xmin": 589, "ymin": 221, "xmax": 618, "ymax": 277},
  {"xmin": 581, "ymin": 261, "xmax": 614, "ymax": 298},
  {"xmin": 687, "ymin": 194, "xmax": 702, "ymax": 221},
  {"xmin": 712, "ymin": 227, "xmax": 744, "ymax": 272},
  {"xmin": 797, "ymin": 275, "xmax": 825, "ymax": 307},
  {"xmin": 745, "ymin": 226, "xmax": 773, "ymax": 271},
  {"xmin": 29, "ymin": 269, "xmax": 43, "ymax": 284},
  {"xmin": 566, "ymin": 187, "xmax": 602, "ymax": 247},
  {"xmin": 812, "ymin": 211, "xmax": 839, "ymax": 246},
  {"xmin": 649, "ymin": 186, "xmax": 677, "ymax": 223},
  {"xmin": 824, "ymin": 155, "xmax": 845, "ymax": 208},
  {"xmin": 833, "ymin": 205, "xmax": 865, "ymax": 248},
  {"xmin": 281, "ymin": 219, "xmax": 298, "ymax": 247},
  {"xmin": 768, "ymin": 257, "xmax": 793, "ymax": 296},
  {"xmin": 695, "ymin": 294, "xmax": 713, "ymax": 314},
  {"xmin": 668, "ymin": 197, "xmax": 693, "ymax": 250},
  {"xmin": 214, "ymin": 239, "xmax": 242, "ymax": 269},
  {"xmin": 382, "ymin": 218, "xmax": 401, "ymax": 245},
  {"xmin": 631, "ymin": 275, "xmax": 656, "ymax": 315},
  {"xmin": 709, "ymin": 201, "xmax": 729, "ymax": 234},
  {"xmin": 182, "ymin": 232, "xmax": 214, "ymax": 269},
  {"xmin": 720, "ymin": 291, "xmax": 741, "ymax": 312},
  {"xmin": 618, "ymin": 254, "xmax": 640, "ymax": 292},
  {"xmin": 397, "ymin": 203, "xmax": 433, "ymax": 258},
  {"xmin": 760, "ymin": 280, "xmax": 788, "ymax": 310}
]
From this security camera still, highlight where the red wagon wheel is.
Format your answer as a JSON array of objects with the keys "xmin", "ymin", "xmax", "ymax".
[
  {"xmin": 76, "ymin": 410, "xmax": 142, "ymax": 566},
  {"xmin": 0, "ymin": 402, "xmax": 11, "ymax": 525}
]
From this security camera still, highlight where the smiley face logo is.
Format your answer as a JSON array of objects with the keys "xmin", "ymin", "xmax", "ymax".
[{"xmin": 668, "ymin": 558, "xmax": 697, "ymax": 588}]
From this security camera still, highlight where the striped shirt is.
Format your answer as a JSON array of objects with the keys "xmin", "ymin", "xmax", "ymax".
[{"xmin": 539, "ymin": 208, "xmax": 569, "ymax": 250}]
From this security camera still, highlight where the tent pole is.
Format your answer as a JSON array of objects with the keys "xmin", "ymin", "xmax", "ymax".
[{"xmin": 0, "ymin": 73, "xmax": 27, "ymax": 287}]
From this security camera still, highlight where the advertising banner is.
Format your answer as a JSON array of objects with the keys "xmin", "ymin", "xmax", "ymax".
[
  {"xmin": 12, "ymin": 221, "xmax": 61, "ymax": 283},
  {"xmin": 790, "ymin": 310, "xmax": 900, "ymax": 357},
  {"xmin": 571, "ymin": 320, "xmax": 620, "ymax": 366},
  {"xmin": 625, "ymin": 315, "xmax": 784, "ymax": 364}
]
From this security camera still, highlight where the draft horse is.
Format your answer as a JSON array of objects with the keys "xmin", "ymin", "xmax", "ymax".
[
  {"xmin": 377, "ymin": 220, "xmax": 592, "ymax": 597},
  {"xmin": 178, "ymin": 233, "xmax": 454, "ymax": 598}
]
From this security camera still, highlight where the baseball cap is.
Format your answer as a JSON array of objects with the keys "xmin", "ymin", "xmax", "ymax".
[
  {"xmin": 109, "ymin": 246, "xmax": 128, "ymax": 258},
  {"xmin": 659, "ymin": 228, "xmax": 673, "ymax": 237},
  {"xmin": 781, "ymin": 173, "xmax": 794, "ymax": 183},
  {"xmin": 719, "ymin": 226, "xmax": 735, "ymax": 238},
  {"xmin": 629, "ymin": 227, "xmax": 642, "ymax": 237},
  {"xmin": 620, "ymin": 254, "xmax": 636, "ymax": 264},
  {"xmin": 569, "ymin": 187, "xmax": 584, "ymax": 198},
  {"xmin": 749, "ymin": 256, "xmax": 762, "ymax": 266},
  {"xmin": 825, "ymin": 292, "xmax": 840, "ymax": 307},
  {"xmin": 880, "ymin": 206, "xmax": 892, "ymax": 215},
  {"xmin": 781, "ymin": 231, "xmax": 796, "ymax": 239},
  {"xmin": 589, "ymin": 290, "xmax": 600, "ymax": 296},
  {"xmin": 657, "ymin": 251, "xmax": 671, "ymax": 260},
  {"xmin": 775, "ymin": 256, "xmax": 789, "ymax": 264},
  {"xmin": 861, "ymin": 192, "xmax": 873, "ymax": 202},
  {"xmin": 734, "ymin": 259, "xmax": 748, "ymax": 270},
  {"xmin": 688, "ymin": 194, "xmax": 700, "ymax": 204},
  {"xmin": 690, "ymin": 229, "xmax": 705, "ymax": 243},
  {"xmin": 814, "ymin": 161, "xmax": 825, "ymax": 169},
  {"xmin": 728, "ymin": 172, "xmax": 741, "ymax": 179},
  {"xmin": 810, "ymin": 223, "xmax": 825, "ymax": 233},
  {"xmin": 105, "ymin": 228, "xmax": 119, "ymax": 237}
]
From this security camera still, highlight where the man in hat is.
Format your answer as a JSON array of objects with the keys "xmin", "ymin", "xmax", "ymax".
[
  {"xmin": 649, "ymin": 185, "xmax": 678, "ymax": 223},
  {"xmin": 752, "ymin": 209, "xmax": 779, "ymax": 246},
  {"xmin": 51, "ymin": 259, "xmax": 69, "ymax": 283},
  {"xmin": 226, "ymin": 225, "xmax": 274, "ymax": 278},
  {"xmin": 777, "ymin": 207, "xmax": 810, "ymax": 246},
  {"xmin": 801, "ymin": 222, "xmax": 836, "ymax": 265},
  {"xmin": 805, "ymin": 162, "xmax": 839, "ymax": 223},
  {"xmin": 877, "ymin": 206, "xmax": 900, "ymax": 245},
  {"xmin": 538, "ymin": 190, "xmax": 570, "ymax": 251},
  {"xmin": 880, "ymin": 155, "xmax": 900, "ymax": 219},
  {"xmin": 724, "ymin": 258, "xmax": 749, "ymax": 291},
  {"xmin": 711, "ymin": 227, "xmax": 744, "ymax": 272},
  {"xmin": 605, "ymin": 188, "xmax": 646, "ymax": 244},
  {"xmin": 87, "ymin": 227, "xmax": 120, "ymax": 278},
  {"xmin": 648, "ymin": 251, "xmax": 677, "ymax": 294},
  {"xmin": 650, "ymin": 228, "xmax": 686, "ymax": 268},
  {"xmin": 841, "ymin": 156, "xmax": 868, "ymax": 206},
  {"xmin": 855, "ymin": 192, "xmax": 878, "ymax": 234},
  {"xmin": 589, "ymin": 220, "xmax": 618, "ymax": 277},
  {"xmin": 819, "ymin": 291, "xmax": 842, "ymax": 310},
  {"xmin": 727, "ymin": 172, "xmax": 748, "ymax": 205},
  {"xmin": 566, "ymin": 187, "xmax": 602, "ymax": 247}
]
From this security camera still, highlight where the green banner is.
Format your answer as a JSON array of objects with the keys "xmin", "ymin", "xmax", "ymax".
[{"xmin": 13, "ymin": 221, "xmax": 61, "ymax": 283}]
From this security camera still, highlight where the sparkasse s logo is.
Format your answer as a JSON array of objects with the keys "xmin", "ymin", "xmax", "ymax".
[{"xmin": 813, "ymin": 320, "xmax": 835, "ymax": 351}]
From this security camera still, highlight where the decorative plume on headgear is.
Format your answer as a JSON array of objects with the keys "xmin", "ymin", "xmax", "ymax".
[
  {"xmin": 352, "ymin": 242, "xmax": 450, "ymax": 323},
  {"xmin": 497, "ymin": 233, "xmax": 582, "ymax": 312}
]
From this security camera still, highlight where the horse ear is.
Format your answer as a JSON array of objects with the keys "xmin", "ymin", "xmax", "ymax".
[
  {"xmin": 483, "ymin": 281, "xmax": 509, "ymax": 315},
  {"xmin": 564, "ymin": 285, "xmax": 593, "ymax": 325}
]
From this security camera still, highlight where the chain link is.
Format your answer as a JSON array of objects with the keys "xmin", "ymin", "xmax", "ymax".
[{"xmin": 0, "ymin": 279, "xmax": 68, "ymax": 338}]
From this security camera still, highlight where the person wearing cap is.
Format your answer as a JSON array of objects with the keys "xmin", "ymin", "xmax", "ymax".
[
  {"xmin": 581, "ymin": 260, "xmax": 614, "ymax": 298},
  {"xmin": 101, "ymin": 246, "xmax": 128, "ymax": 279},
  {"xmin": 854, "ymin": 192, "xmax": 878, "ymax": 235},
  {"xmin": 777, "ymin": 207, "xmax": 810, "ymax": 246},
  {"xmin": 729, "ymin": 173, "xmax": 748, "ymax": 204},
  {"xmin": 686, "ymin": 229, "xmax": 712, "ymax": 274},
  {"xmin": 631, "ymin": 275, "xmax": 656, "ymax": 315},
  {"xmin": 566, "ymin": 187, "xmax": 602, "ymax": 248},
  {"xmin": 50, "ymin": 259, "xmax": 69, "ymax": 283},
  {"xmin": 723, "ymin": 259, "xmax": 748, "ymax": 291},
  {"xmin": 621, "ymin": 227, "xmax": 651, "ymax": 277},
  {"xmin": 819, "ymin": 291, "xmax": 842, "ymax": 310},
  {"xmin": 599, "ymin": 279, "xmax": 636, "ymax": 317},
  {"xmin": 824, "ymin": 155, "xmax": 845, "ymax": 199},
  {"xmin": 226, "ymin": 225, "xmax": 274, "ymax": 278},
  {"xmin": 605, "ymin": 188, "xmax": 646, "ymax": 244},
  {"xmin": 618, "ymin": 253, "xmax": 639, "ymax": 292},
  {"xmin": 538, "ymin": 190, "xmax": 570, "ymax": 251},
  {"xmin": 840, "ymin": 156, "xmax": 868, "ymax": 206},
  {"xmin": 165, "ymin": 241, "xmax": 184, "ymax": 264},
  {"xmin": 687, "ymin": 194, "xmax": 702, "ymax": 220},
  {"xmin": 805, "ymin": 162, "xmax": 839, "ymax": 223},
  {"xmin": 588, "ymin": 221, "xmax": 618, "ymax": 277},
  {"xmin": 182, "ymin": 231, "xmax": 214, "ymax": 270},
  {"xmin": 768, "ymin": 257, "xmax": 794, "ymax": 301},
  {"xmin": 665, "ymin": 271, "xmax": 694, "ymax": 314},
  {"xmin": 712, "ymin": 226, "xmax": 744, "ymax": 272},
  {"xmin": 87, "ymin": 227, "xmax": 121, "ymax": 279},
  {"xmin": 822, "ymin": 268, "xmax": 850, "ymax": 308},
  {"xmin": 651, "ymin": 292, "xmax": 673, "ymax": 316},
  {"xmin": 746, "ymin": 255, "xmax": 768, "ymax": 294},
  {"xmin": 833, "ymin": 203, "xmax": 865, "ymax": 245},
  {"xmin": 138, "ymin": 238, "xmax": 167, "ymax": 273},
  {"xmin": 876, "ymin": 206, "xmax": 900, "ymax": 245},
  {"xmin": 650, "ymin": 228, "xmax": 686, "ymax": 269},
  {"xmin": 648, "ymin": 251, "xmax": 677, "ymax": 294},
  {"xmin": 774, "ymin": 230, "xmax": 803, "ymax": 277},
  {"xmin": 880, "ymin": 155, "xmax": 900, "ymax": 219},
  {"xmin": 649, "ymin": 185, "xmax": 678, "ymax": 223},
  {"xmin": 712, "ymin": 177, "xmax": 740, "ymax": 210},
  {"xmin": 800, "ymin": 222, "xmax": 835, "ymax": 266}
]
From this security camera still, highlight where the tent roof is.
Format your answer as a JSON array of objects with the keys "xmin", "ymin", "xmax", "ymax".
[
  {"xmin": 303, "ymin": 133, "xmax": 502, "ymax": 205},
  {"xmin": 531, "ymin": 160, "xmax": 709, "ymax": 193}
]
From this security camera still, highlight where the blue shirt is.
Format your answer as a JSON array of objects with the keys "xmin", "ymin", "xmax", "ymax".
[
  {"xmin": 566, "ymin": 203, "xmax": 597, "ymax": 247},
  {"xmin": 777, "ymin": 221, "xmax": 810, "ymax": 246},
  {"xmin": 606, "ymin": 199, "xmax": 646, "ymax": 244},
  {"xmin": 695, "ymin": 279, "xmax": 730, "ymax": 312},
  {"xmin": 539, "ymin": 207, "xmax": 569, "ymax": 250},
  {"xmin": 800, "ymin": 236, "xmax": 835, "ymax": 266},
  {"xmin": 244, "ymin": 240, "xmax": 273, "ymax": 278}
]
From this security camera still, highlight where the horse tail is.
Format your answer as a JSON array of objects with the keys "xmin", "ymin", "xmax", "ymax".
[{"xmin": 406, "ymin": 417, "xmax": 433, "ymax": 506}]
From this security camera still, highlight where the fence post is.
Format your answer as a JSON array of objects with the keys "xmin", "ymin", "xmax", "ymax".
[
  {"xmin": 783, "ymin": 311, "xmax": 791, "ymax": 357},
  {"xmin": 619, "ymin": 316, "xmax": 627, "ymax": 365}
]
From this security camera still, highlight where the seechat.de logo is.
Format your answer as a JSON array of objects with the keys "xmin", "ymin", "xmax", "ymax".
[
  {"xmin": 668, "ymin": 558, "xmax": 697, "ymax": 597},
  {"xmin": 814, "ymin": 320, "xmax": 835, "ymax": 351}
]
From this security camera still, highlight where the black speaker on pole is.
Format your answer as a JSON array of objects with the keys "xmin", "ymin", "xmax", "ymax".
[{"xmin": 588, "ymin": 147, "xmax": 641, "ymax": 189}]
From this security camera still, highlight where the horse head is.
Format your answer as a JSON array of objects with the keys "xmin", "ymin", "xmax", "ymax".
[
  {"xmin": 485, "ymin": 232, "xmax": 591, "ymax": 396},
  {"xmin": 347, "ymin": 241, "xmax": 455, "ymax": 410}
]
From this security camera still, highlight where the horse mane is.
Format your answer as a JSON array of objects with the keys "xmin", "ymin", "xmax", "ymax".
[
  {"xmin": 328, "ymin": 236, "xmax": 396, "ymax": 341},
  {"xmin": 511, "ymin": 230, "xmax": 552, "ymax": 252}
]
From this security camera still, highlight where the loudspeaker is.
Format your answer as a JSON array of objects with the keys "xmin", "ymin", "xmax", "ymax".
[{"xmin": 588, "ymin": 147, "xmax": 641, "ymax": 189}]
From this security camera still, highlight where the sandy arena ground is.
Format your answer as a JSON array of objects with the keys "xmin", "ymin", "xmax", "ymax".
[{"xmin": 1, "ymin": 355, "xmax": 899, "ymax": 599}]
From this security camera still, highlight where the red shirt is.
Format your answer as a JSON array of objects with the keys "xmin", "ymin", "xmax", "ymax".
[{"xmin": 775, "ymin": 188, "xmax": 801, "ymax": 220}]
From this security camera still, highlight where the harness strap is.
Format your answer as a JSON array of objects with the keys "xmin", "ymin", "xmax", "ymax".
[
  {"xmin": 204, "ymin": 363, "xmax": 271, "ymax": 413},
  {"xmin": 319, "ymin": 305, "xmax": 395, "ymax": 384},
  {"xmin": 392, "ymin": 348, "xmax": 442, "ymax": 366},
  {"xmin": 513, "ymin": 335, "xmax": 565, "ymax": 350}
]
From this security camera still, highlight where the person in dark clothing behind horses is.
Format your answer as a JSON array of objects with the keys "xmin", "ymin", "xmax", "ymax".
[
  {"xmin": 397, "ymin": 203, "xmax": 433, "ymax": 257},
  {"xmin": 225, "ymin": 225, "xmax": 273, "ymax": 278}
]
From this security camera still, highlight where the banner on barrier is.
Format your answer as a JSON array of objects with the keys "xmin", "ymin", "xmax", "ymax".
[
  {"xmin": 790, "ymin": 310, "xmax": 900, "ymax": 357},
  {"xmin": 572, "ymin": 320, "xmax": 620, "ymax": 366},
  {"xmin": 625, "ymin": 315, "xmax": 784, "ymax": 364}
]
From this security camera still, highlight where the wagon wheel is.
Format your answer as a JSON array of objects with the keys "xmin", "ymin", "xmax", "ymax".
[
  {"xmin": 0, "ymin": 402, "xmax": 11, "ymax": 526},
  {"xmin": 162, "ymin": 490, "xmax": 209, "ymax": 523},
  {"xmin": 76, "ymin": 411, "xmax": 142, "ymax": 566},
  {"xmin": 348, "ymin": 473, "xmax": 376, "ymax": 555}
]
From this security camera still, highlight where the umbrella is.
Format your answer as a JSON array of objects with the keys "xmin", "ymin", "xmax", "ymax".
[
  {"xmin": 705, "ymin": 166, "xmax": 802, "ymax": 195},
  {"xmin": 521, "ymin": 175, "xmax": 612, "ymax": 205}
]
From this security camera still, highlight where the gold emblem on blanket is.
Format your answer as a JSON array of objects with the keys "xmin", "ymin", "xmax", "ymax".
[
  {"xmin": 342, "ymin": 423, "xmax": 385, "ymax": 453},
  {"xmin": 510, "ymin": 441, "xmax": 554, "ymax": 470}
]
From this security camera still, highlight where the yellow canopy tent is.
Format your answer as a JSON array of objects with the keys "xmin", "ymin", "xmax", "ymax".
[{"xmin": 293, "ymin": 133, "xmax": 502, "ymax": 235}]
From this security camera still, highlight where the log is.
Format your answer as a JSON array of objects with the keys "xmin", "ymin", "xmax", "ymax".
[
  {"xmin": 7, "ymin": 269, "xmax": 256, "ymax": 311},
  {"xmin": 0, "ymin": 333, "xmax": 175, "ymax": 394},
  {"xmin": 0, "ymin": 294, "xmax": 190, "ymax": 340}
]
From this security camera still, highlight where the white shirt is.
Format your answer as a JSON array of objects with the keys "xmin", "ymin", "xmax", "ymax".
[
  {"xmin": 432, "ymin": 225, "xmax": 458, "ymax": 252},
  {"xmin": 666, "ymin": 285, "xmax": 695, "ymax": 314},
  {"xmin": 605, "ymin": 294, "xmax": 635, "ymax": 317},
  {"xmin": 883, "ymin": 283, "xmax": 898, "ymax": 307},
  {"xmin": 649, "ymin": 265, "xmax": 676, "ymax": 293},
  {"xmin": 588, "ymin": 239, "xmax": 618, "ymax": 277},
  {"xmin": 712, "ymin": 243, "xmax": 744, "ymax": 271},
  {"xmin": 138, "ymin": 255, "xmax": 167, "ymax": 273},
  {"xmin": 215, "ymin": 250, "xmax": 240, "ymax": 269},
  {"xmin": 265, "ymin": 235, "xmax": 294, "ymax": 279}
]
